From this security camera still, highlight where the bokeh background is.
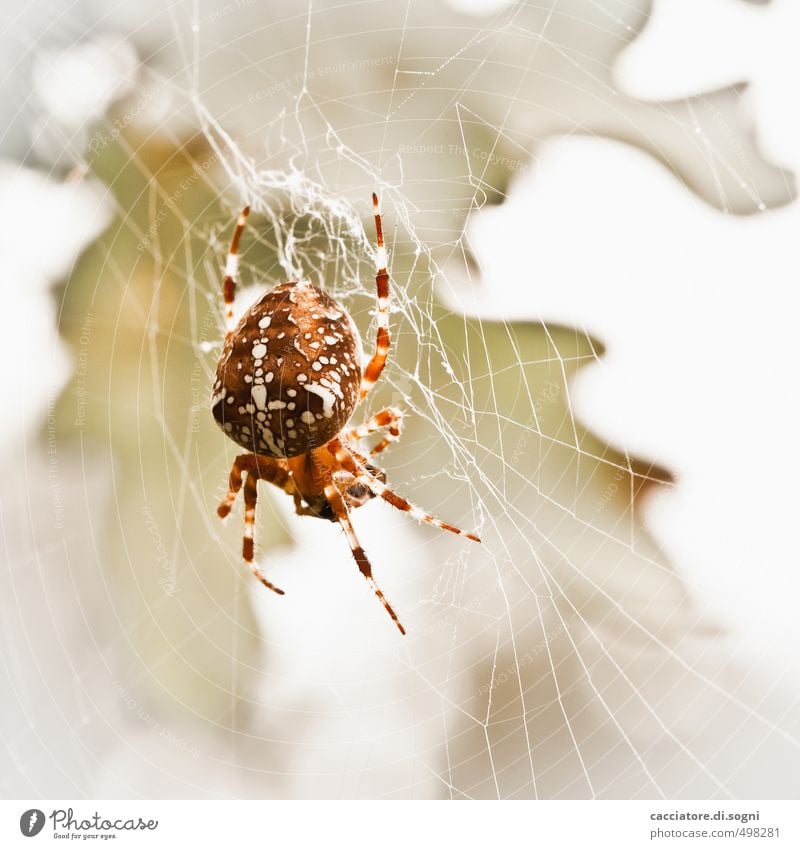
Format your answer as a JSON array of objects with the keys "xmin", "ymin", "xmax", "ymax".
[{"xmin": 1, "ymin": 0, "xmax": 799, "ymax": 799}]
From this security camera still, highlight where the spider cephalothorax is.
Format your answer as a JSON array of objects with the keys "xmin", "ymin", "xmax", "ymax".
[{"xmin": 212, "ymin": 195, "xmax": 480, "ymax": 634}]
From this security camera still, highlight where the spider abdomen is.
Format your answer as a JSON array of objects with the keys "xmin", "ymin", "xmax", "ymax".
[{"xmin": 211, "ymin": 279, "xmax": 363, "ymax": 458}]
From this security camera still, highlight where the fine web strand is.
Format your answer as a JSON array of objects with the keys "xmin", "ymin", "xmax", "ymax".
[{"xmin": 76, "ymin": 4, "xmax": 800, "ymax": 799}]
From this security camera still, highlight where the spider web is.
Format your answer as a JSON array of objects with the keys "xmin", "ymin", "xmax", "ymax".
[{"xmin": 18, "ymin": 0, "xmax": 800, "ymax": 801}]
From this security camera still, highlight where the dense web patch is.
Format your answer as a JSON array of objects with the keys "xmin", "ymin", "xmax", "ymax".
[{"xmin": 193, "ymin": 97, "xmax": 490, "ymax": 524}]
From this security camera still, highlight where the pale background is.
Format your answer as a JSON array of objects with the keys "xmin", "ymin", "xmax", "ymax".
[{"xmin": 1, "ymin": 0, "xmax": 798, "ymax": 799}]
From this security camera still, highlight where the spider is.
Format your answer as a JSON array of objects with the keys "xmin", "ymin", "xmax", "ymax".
[{"xmin": 211, "ymin": 194, "xmax": 480, "ymax": 634}]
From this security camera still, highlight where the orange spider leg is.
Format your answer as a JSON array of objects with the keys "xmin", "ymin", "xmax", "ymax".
[
  {"xmin": 217, "ymin": 458, "xmax": 245, "ymax": 519},
  {"xmin": 369, "ymin": 476, "xmax": 481, "ymax": 542},
  {"xmin": 359, "ymin": 193, "xmax": 391, "ymax": 400},
  {"xmin": 344, "ymin": 406, "xmax": 403, "ymax": 457},
  {"xmin": 222, "ymin": 206, "xmax": 250, "ymax": 338},
  {"xmin": 323, "ymin": 482, "xmax": 405, "ymax": 635},
  {"xmin": 329, "ymin": 440, "xmax": 481, "ymax": 543},
  {"xmin": 218, "ymin": 453, "xmax": 288, "ymax": 595}
]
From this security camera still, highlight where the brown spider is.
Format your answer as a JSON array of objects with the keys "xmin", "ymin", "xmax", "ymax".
[{"xmin": 211, "ymin": 194, "xmax": 480, "ymax": 634}]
